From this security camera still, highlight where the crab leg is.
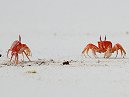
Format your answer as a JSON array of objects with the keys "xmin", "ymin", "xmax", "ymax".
[
  {"xmin": 82, "ymin": 47, "xmax": 91, "ymax": 58},
  {"xmin": 22, "ymin": 52, "xmax": 24, "ymax": 61},
  {"xmin": 7, "ymin": 49, "xmax": 11, "ymax": 58},
  {"xmin": 113, "ymin": 43, "xmax": 126, "ymax": 58},
  {"xmin": 23, "ymin": 51, "xmax": 31, "ymax": 61},
  {"xmin": 115, "ymin": 50, "xmax": 118, "ymax": 58},
  {"xmin": 82, "ymin": 43, "xmax": 99, "ymax": 58},
  {"xmin": 16, "ymin": 53, "xmax": 18, "ymax": 64},
  {"xmin": 92, "ymin": 49, "xmax": 98, "ymax": 58},
  {"xmin": 10, "ymin": 53, "xmax": 14, "ymax": 62},
  {"xmin": 120, "ymin": 49, "xmax": 123, "ymax": 57}
]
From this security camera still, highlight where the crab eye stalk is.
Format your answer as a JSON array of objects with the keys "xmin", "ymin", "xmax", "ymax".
[
  {"xmin": 100, "ymin": 35, "xmax": 102, "ymax": 41},
  {"xmin": 105, "ymin": 35, "xmax": 106, "ymax": 41},
  {"xmin": 19, "ymin": 35, "xmax": 21, "ymax": 42}
]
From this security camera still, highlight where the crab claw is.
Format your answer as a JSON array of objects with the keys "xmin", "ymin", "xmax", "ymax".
[{"xmin": 104, "ymin": 47, "xmax": 112, "ymax": 58}]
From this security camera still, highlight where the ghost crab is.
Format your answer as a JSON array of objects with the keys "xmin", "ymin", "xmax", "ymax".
[
  {"xmin": 82, "ymin": 36, "xmax": 126, "ymax": 58},
  {"xmin": 7, "ymin": 35, "xmax": 31, "ymax": 64}
]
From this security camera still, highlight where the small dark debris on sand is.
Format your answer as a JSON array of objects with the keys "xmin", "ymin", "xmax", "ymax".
[
  {"xmin": 38, "ymin": 61, "xmax": 46, "ymax": 65},
  {"xmin": 63, "ymin": 61, "xmax": 70, "ymax": 65},
  {"xmin": 27, "ymin": 65, "xmax": 32, "ymax": 66},
  {"xmin": 26, "ymin": 70, "xmax": 37, "ymax": 74},
  {"xmin": 70, "ymin": 60, "xmax": 77, "ymax": 63},
  {"xmin": 50, "ymin": 59, "xmax": 55, "ymax": 63}
]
